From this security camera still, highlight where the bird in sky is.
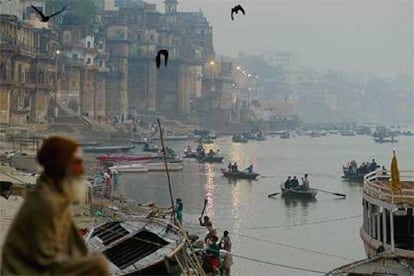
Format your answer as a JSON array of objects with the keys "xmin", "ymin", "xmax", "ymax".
[
  {"xmin": 31, "ymin": 5, "xmax": 65, "ymax": 22},
  {"xmin": 231, "ymin": 4, "xmax": 245, "ymax": 21},
  {"xmin": 155, "ymin": 49, "xmax": 169, "ymax": 69}
]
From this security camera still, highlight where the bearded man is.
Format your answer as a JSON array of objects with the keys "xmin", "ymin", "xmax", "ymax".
[{"xmin": 1, "ymin": 136, "xmax": 109, "ymax": 275}]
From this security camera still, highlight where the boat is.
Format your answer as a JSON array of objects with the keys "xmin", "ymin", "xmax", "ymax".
[
  {"xmin": 152, "ymin": 134, "xmax": 200, "ymax": 141},
  {"xmin": 79, "ymin": 141, "xmax": 101, "ymax": 147},
  {"xmin": 232, "ymin": 134, "xmax": 248, "ymax": 143},
  {"xmin": 280, "ymin": 185, "xmax": 318, "ymax": 199},
  {"xmin": 84, "ymin": 145, "xmax": 135, "ymax": 154},
  {"xmin": 109, "ymin": 163, "xmax": 149, "ymax": 173},
  {"xmin": 340, "ymin": 130, "xmax": 356, "ymax": 136},
  {"xmin": 142, "ymin": 143, "xmax": 159, "ymax": 152},
  {"xmin": 198, "ymin": 155, "xmax": 224, "ymax": 163},
  {"xmin": 374, "ymin": 136, "xmax": 398, "ymax": 143},
  {"xmin": 146, "ymin": 162, "xmax": 184, "ymax": 172},
  {"xmin": 84, "ymin": 219, "xmax": 189, "ymax": 275},
  {"xmin": 198, "ymin": 137, "xmax": 214, "ymax": 144},
  {"xmin": 326, "ymin": 254, "xmax": 414, "ymax": 275},
  {"xmin": 96, "ymin": 153, "xmax": 163, "ymax": 163},
  {"xmin": 221, "ymin": 168, "xmax": 259, "ymax": 180},
  {"xmin": 359, "ymin": 169, "xmax": 414, "ymax": 260},
  {"xmin": 326, "ymin": 165, "xmax": 414, "ymax": 275},
  {"xmin": 342, "ymin": 166, "xmax": 366, "ymax": 183},
  {"xmin": 280, "ymin": 132, "xmax": 290, "ymax": 139}
]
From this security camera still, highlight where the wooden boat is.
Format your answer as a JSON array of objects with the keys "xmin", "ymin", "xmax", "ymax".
[
  {"xmin": 84, "ymin": 145, "xmax": 135, "ymax": 154},
  {"xmin": 198, "ymin": 155, "xmax": 224, "ymax": 163},
  {"xmin": 326, "ymin": 254, "xmax": 414, "ymax": 275},
  {"xmin": 232, "ymin": 134, "xmax": 248, "ymax": 143},
  {"xmin": 109, "ymin": 163, "xmax": 149, "ymax": 173},
  {"xmin": 374, "ymin": 136, "xmax": 398, "ymax": 143},
  {"xmin": 96, "ymin": 153, "xmax": 163, "ymax": 163},
  {"xmin": 280, "ymin": 132, "xmax": 290, "ymax": 139},
  {"xmin": 221, "ymin": 168, "xmax": 259, "ymax": 180},
  {"xmin": 142, "ymin": 143, "xmax": 159, "ymax": 152},
  {"xmin": 84, "ymin": 219, "xmax": 188, "ymax": 275},
  {"xmin": 184, "ymin": 151, "xmax": 200, "ymax": 158},
  {"xmin": 79, "ymin": 141, "xmax": 101, "ymax": 147},
  {"xmin": 280, "ymin": 186, "xmax": 318, "ymax": 199},
  {"xmin": 146, "ymin": 162, "xmax": 184, "ymax": 172}
]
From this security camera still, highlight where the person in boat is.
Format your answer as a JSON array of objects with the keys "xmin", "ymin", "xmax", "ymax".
[
  {"xmin": 291, "ymin": 176, "xmax": 300, "ymax": 189},
  {"xmin": 175, "ymin": 198, "xmax": 183, "ymax": 225},
  {"xmin": 208, "ymin": 149, "xmax": 215, "ymax": 157},
  {"xmin": 196, "ymin": 142, "xmax": 204, "ymax": 152},
  {"xmin": 369, "ymin": 159, "xmax": 378, "ymax": 172},
  {"xmin": 199, "ymin": 216, "xmax": 217, "ymax": 243},
  {"xmin": 231, "ymin": 162, "xmax": 239, "ymax": 172},
  {"xmin": 297, "ymin": 174, "xmax": 310, "ymax": 190},
  {"xmin": 220, "ymin": 231, "xmax": 233, "ymax": 276},
  {"xmin": 284, "ymin": 176, "xmax": 292, "ymax": 189},
  {"xmin": 246, "ymin": 164, "xmax": 253, "ymax": 174},
  {"xmin": 186, "ymin": 144, "xmax": 192, "ymax": 153},
  {"xmin": 1, "ymin": 136, "xmax": 109, "ymax": 275},
  {"xmin": 382, "ymin": 165, "xmax": 387, "ymax": 175},
  {"xmin": 206, "ymin": 236, "xmax": 220, "ymax": 274},
  {"xmin": 227, "ymin": 162, "xmax": 232, "ymax": 171}
]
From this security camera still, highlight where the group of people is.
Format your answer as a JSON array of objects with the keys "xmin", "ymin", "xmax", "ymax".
[
  {"xmin": 227, "ymin": 162, "xmax": 254, "ymax": 174},
  {"xmin": 284, "ymin": 174, "xmax": 310, "ymax": 190},
  {"xmin": 346, "ymin": 159, "xmax": 382, "ymax": 175},
  {"xmin": 199, "ymin": 216, "xmax": 233, "ymax": 275},
  {"xmin": 174, "ymin": 199, "xmax": 233, "ymax": 275}
]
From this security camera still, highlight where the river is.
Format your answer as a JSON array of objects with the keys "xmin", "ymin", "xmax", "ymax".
[{"xmin": 116, "ymin": 134, "xmax": 414, "ymax": 275}]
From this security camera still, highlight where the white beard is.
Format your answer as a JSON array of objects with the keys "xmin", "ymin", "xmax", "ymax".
[{"xmin": 62, "ymin": 176, "xmax": 89, "ymax": 204}]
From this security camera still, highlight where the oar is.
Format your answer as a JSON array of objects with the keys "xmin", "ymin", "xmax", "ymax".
[
  {"xmin": 267, "ymin": 192, "xmax": 280, "ymax": 198},
  {"xmin": 314, "ymin": 188, "xmax": 346, "ymax": 198},
  {"xmin": 199, "ymin": 198, "xmax": 208, "ymax": 220}
]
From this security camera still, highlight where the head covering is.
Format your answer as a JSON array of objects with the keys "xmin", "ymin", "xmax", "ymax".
[{"xmin": 37, "ymin": 136, "xmax": 80, "ymax": 179}]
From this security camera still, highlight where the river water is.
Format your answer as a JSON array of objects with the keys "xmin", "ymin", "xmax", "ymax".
[{"xmin": 116, "ymin": 134, "xmax": 414, "ymax": 275}]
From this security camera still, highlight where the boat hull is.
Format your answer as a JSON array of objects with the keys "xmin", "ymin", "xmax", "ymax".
[
  {"xmin": 281, "ymin": 187, "xmax": 318, "ymax": 199},
  {"xmin": 198, "ymin": 156, "xmax": 224, "ymax": 163},
  {"xmin": 84, "ymin": 145, "xmax": 135, "ymax": 154},
  {"xmin": 221, "ymin": 169, "xmax": 259, "ymax": 179}
]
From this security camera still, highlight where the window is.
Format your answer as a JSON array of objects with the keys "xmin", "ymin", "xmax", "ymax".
[
  {"xmin": 86, "ymin": 58, "xmax": 91, "ymax": 65},
  {"xmin": 87, "ymin": 41, "xmax": 91, "ymax": 48}
]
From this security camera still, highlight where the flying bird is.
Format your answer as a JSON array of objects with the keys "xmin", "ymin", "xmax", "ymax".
[
  {"xmin": 231, "ymin": 4, "xmax": 245, "ymax": 21},
  {"xmin": 31, "ymin": 5, "xmax": 65, "ymax": 22},
  {"xmin": 155, "ymin": 49, "xmax": 169, "ymax": 69}
]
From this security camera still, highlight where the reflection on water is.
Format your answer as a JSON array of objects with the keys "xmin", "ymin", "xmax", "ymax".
[
  {"xmin": 204, "ymin": 164, "xmax": 215, "ymax": 217},
  {"xmin": 119, "ymin": 135, "xmax": 413, "ymax": 275}
]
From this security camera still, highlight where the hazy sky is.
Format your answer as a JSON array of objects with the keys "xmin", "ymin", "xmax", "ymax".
[{"xmin": 149, "ymin": 0, "xmax": 413, "ymax": 77}]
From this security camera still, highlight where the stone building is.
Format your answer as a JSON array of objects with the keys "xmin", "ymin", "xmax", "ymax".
[{"xmin": 0, "ymin": 14, "xmax": 58, "ymax": 124}]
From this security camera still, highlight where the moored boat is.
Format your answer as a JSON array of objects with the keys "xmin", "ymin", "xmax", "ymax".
[
  {"xmin": 221, "ymin": 168, "xmax": 259, "ymax": 180},
  {"xmin": 374, "ymin": 136, "xmax": 398, "ymax": 143},
  {"xmin": 84, "ymin": 219, "xmax": 188, "ymax": 275},
  {"xmin": 359, "ymin": 169, "xmax": 414, "ymax": 260},
  {"xmin": 142, "ymin": 143, "xmax": 159, "ymax": 152},
  {"xmin": 326, "ymin": 159, "xmax": 414, "ymax": 275},
  {"xmin": 84, "ymin": 145, "xmax": 135, "ymax": 154},
  {"xmin": 109, "ymin": 163, "xmax": 149, "ymax": 173}
]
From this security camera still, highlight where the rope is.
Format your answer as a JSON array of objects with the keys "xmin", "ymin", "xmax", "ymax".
[
  {"xmin": 230, "ymin": 252, "xmax": 326, "ymax": 274},
  {"xmin": 235, "ymin": 233, "xmax": 356, "ymax": 261},
  {"xmin": 245, "ymin": 214, "xmax": 362, "ymax": 230}
]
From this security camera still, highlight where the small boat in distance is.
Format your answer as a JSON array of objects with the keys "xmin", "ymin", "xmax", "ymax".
[{"xmin": 280, "ymin": 132, "xmax": 290, "ymax": 139}]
